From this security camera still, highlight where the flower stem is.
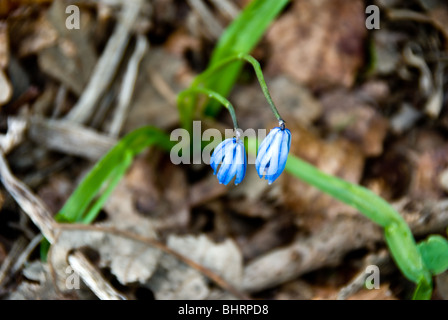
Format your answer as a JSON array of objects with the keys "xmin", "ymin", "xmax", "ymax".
[
  {"xmin": 179, "ymin": 87, "xmax": 239, "ymax": 130},
  {"xmin": 193, "ymin": 53, "xmax": 283, "ymax": 122}
]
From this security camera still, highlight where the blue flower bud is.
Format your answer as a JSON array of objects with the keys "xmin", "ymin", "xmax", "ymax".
[
  {"xmin": 210, "ymin": 138, "xmax": 247, "ymax": 185},
  {"xmin": 256, "ymin": 127, "xmax": 291, "ymax": 184}
]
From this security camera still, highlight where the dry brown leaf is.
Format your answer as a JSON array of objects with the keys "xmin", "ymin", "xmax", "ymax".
[
  {"xmin": 188, "ymin": 174, "xmax": 228, "ymax": 207},
  {"xmin": 282, "ymin": 124, "xmax": 365, "ymax": 225},
  {"xmin": 164, "ymin": 27, "xmax": 201, "ymax": 57},
  {"xmin": 397, "ymin": 129, "xmax": 448, "ymax": 200},
  {"xmin": 145, "ymin": 234, "xmax": 243, "ymax": 299},
  {"xmin": 411, "ymin": 145, "xmax": 448, "ymax": 200},
  {"xmin": 123, "ymin": 151, "xmax": 190, "ymax": 232},
  {"xmin": 237, "ymin": 213, "xmax": 297, "ymax": 261},
  {"xmin": 37, "ymin": 173, "xmax": 73, "ymax": 214},
  {"xmin": 427, "ymin": 3, "xmax": 448, "ymax": 41},
  {"xmin": 144, "ymin": 252, "xmax": 210, "ymax": 300},
  {"xmin": 320, "ymin": 89, "xmax": 389, "ymax": 157},
  {"xmin": 124, "ymin": 48, "xmax": 188, "ymax": 132},
  {"xmin": 37, "ymin": 1, "xmax": 97, "ymax": 96},
  {"xmin": 0, "ymin": 0, "xmax": 54, "ymax": 17},
  {"xmin": 167, "ymin": 234, "xmax": 243, "ymax": 287},
  {"xmin": 232, "ymin": 75, "xmax": 322, "ymax": 131},
  {"xmin": 49, "ymin": 179, "xmax": 163, "ymax": 288},
  {"xmin": 7, "ymin": 261, "xmax": 67, "ymax": 300},
  {"xmin": 10, "ymin": 11, "xmax": 57, "ymax": 58},
  {"xmin": 365, "ymin": 129, "xmax": 448, "ymax": 201},
  {"xmin": 266, "ymin": 0, "xmax": 366, "ymax": 88},
  {"xmin": 50, "ymin": 225, "xmax": 162, "ymax": 288}
]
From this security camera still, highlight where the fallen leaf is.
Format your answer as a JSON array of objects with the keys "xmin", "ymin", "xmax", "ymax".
[
  {"xmin": 167, "ymin": 234, "xmax": 243, "ymax": 287},
  {"xmin": 9, "ymin": 10, "xmax": 57, "ymax": 58},
  {"xmin": 37, "ymin": 1, "xmax": 97, "ymax": 95},
  {"xmin": 49, "ymin": 179, "xmax": 163, "ymax": 287},
  {"xmin": 231, "ymin": 75, "xmax": 322, "ymax": 130},
  {"xmin": 7, "ymin": 261, "xmax": 70, "ymax": 300},
  {"xmin": 145, "ymin": 234, "xmax": 243, "ymax": 299},
  {"xmin": 124, "ymin": 48, "xmax": 188, "ymax": 132},
  {"xmin": 123, "ymin": 150, "xmax": 191, "ymax": 232},
  {"xmin": 282, "ymin": 124, "xmax": 365, "ymax": 225},
  {"xmin": 320, "ymin": 88, "xmax": 389, "ymax": 157},
  {"xmin": 266, "ymin": 0, "xmax": 366, "ymax": 88}
]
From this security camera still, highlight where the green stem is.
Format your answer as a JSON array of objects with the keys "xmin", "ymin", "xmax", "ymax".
[
  {"xmin": 179, "ymin": 87, "xmax": 240, "ymax": 130},
  {"xmin": 192, "ymin": 54, "xmax": 283, "ymax": 121},
  {"xmin": 287, "ymin": 154, "xmax": 432, "ymax": 287},
  {"xmin": 243, "ymin": 55, "xmax": 282, "ymax": 121},
  {"xmin": 245, "ymin": 137, "xmax": 433, "ymax": 298}
]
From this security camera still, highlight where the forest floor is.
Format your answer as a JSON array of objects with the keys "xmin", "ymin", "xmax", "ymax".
[{"xmin": 0, "ymin": 0, "xmax": 448, "ymax": 300}]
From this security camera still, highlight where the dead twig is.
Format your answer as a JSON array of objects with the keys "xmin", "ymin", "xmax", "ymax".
[
  {"xmin": 56, "ymin": 223, "xmax": 250, "ymax": 300},
  {"xmin": 0, "ymin": 152, "xmax": 126, "ymax": 300},
  {"xmin": 68, "ymin": 251, "xmax": 127, "ymax": 300},
  {"xmin": 402, "ymin": 43, "xmax": 433, "ymax": 97},
  {"xmin": 337, "ymin": 250, "xmax": 391, "ymax": 300},
  {"xmin": 0, "ymin": 117, "xmax": 27, "ymax": 154},
  {"xmin": 64, "ymin": 0, "xmax": 143, "ymax": 124},
  {"xmin": 425, "ymin": 62, "xmax": 445, "ymax": 118},
  {"xmin": 187, "ymin": 0, "xmax": 223, "ymax": 39},
  {"xmin": 0, "ymin": 152, "xmax": 56, "ymax": 241},
  {"xmin": 28, "ymin": 116, "xmax": 116, "ymax": 161},
  {"xmin": 209, "ymin": 0, "xmax": 240, "ymax": 20},
  {"xmin": 242, "ymin": 198, "xmax": 448, "ymax": 293},
  {"xmin": 109, "ymin": 35, "xmax": 149, "ymax": 137},
  {"xmin": 51, "ymin": 85, "xmax": 68, "ymax": 119},
  {"xmin": 387, "ymin": 9, "xmax": 432, "ymax": 23},
  {"xmin": 11, "ymin": 234, "xmax": 44, "ymax": 275},
  {"xmin": 0, "ymin": 237, "xmax": 27, "ymax": 286}
]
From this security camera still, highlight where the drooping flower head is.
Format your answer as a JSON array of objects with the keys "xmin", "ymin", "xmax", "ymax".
[
  {"xmin": 256, "ymin": 124, "xmax": 291, "ymax": 184},
  {"xmin": 210, "ymin": 136, "xmax": 247, "ymax": 185}
]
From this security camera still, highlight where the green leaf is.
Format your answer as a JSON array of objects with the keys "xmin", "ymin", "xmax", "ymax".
[
  {"xmin": 196, "ymin": 0, "xmax": 289, "ymax": 117},
  {"xmin": 412, "ymin": 278, "xmax": 433, "ymax": 300},
  {"xmin": 245, "ymin": 137, "xmax": 432, "ymax": 296},
  {"xmin": 418, "ymin": 235, "xmax": 448, "ymax": 275},
  {"xmin": 55, "ymin": 126, "xmax": 174, "ymax": 224},
  {"xmin": 41, "ymin": 126, "xmax": 174, "ymax": 260}
]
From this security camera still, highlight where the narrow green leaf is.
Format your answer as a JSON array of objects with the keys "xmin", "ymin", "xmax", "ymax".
[
  {"xmin": 245, "ymin": 138, "xmax": 432, "ymax": 297},
  {"xmin": 55, "ymin": 126, "xmax": 174, "ymax": 224},
  {"xmin": 41, "ymin": 126, "xmax": 174, "ymax": 260}
]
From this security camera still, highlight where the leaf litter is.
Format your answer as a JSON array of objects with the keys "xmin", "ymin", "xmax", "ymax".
[{"xmin": 1, "ymin": 0, "xmax": 448, "ymax": 300}]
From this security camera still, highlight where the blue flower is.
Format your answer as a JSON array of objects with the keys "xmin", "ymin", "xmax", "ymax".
[
  {"xmin": 256, "ymin": 127, "xmax": 291, "ymax": 184},
  {"xmin": 210, "ymin": 138, "xmax": 247, "ymax": 185}
]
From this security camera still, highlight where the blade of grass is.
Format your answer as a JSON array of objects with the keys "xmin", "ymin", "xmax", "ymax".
[
  {"xmin": 205, "ymin": 0, "xmax": 289, "ymax": 111},
  {"xmin": 41, "ymin": 126, "xmax": 174, "ymax": 260}
]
